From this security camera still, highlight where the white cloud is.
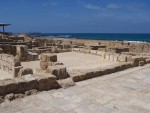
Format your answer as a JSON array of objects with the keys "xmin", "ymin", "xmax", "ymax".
[
  {"xmin": 107, "ymin": 4, "xmax": 122, "ymax": 9},
  {"xmin": 84, "ymin": 3, "xmax": 100, "ymax": 10}
]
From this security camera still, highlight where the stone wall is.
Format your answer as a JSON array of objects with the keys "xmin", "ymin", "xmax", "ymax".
[
  {"xmin": 72, "ymin": 48, "xmax": 148, "ymax": 63},
  {"xmin": 0, "ymin": 54, "xmax": 23, "ymax": 77},
  {"xmin": 0, "ymin": 74, "xmax": 60, "ymax": 102}
]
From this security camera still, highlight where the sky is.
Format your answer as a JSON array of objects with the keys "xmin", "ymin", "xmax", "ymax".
[{"xmin": 0, "ymin": 0, "xmax": 150, "ymax": 33}]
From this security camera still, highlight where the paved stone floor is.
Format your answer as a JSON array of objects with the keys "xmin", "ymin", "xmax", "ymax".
[{"xmin": 1, "ymin": 64, "xmax": 150, "ymax": 113}]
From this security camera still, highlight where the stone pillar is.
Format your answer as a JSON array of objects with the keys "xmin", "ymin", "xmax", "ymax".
[{"xmin": 16, "ymin": 45, "xmax": 28, "ymax": 61}]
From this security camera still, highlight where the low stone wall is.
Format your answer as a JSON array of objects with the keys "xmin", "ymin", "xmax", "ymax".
[
  {"xmin": 72, "ymin": 48, "xmax": 147, "ymax": 63},
  {"xmin": 71, "ymin": 63, "xmax": 133, "ymax": 82},
  {"xmin": 0, "ymin": 54, "xmax": 23, "ymax": 77},
  {"xmin": 71, "ymin": 60, "xmax": 150, "ymax": 82},
  {"xmin": 0, "ymin": 74, "xmax": 60, "ymax": 103}
]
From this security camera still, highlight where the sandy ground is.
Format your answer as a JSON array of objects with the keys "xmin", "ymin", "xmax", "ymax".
[
  {"xmin": 57, "ymin": 52, "xmax": 119, "ymax": 72},
  {"xmin": 22, "ymin": 52, "xmax": 119, "ymax": 73}
]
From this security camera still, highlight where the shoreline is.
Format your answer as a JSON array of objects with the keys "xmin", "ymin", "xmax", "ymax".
[
  {"xmin": 34, "ymin": 36, "xmax": 149, "ymax": 44},
  {"xmin": 28, "ymin": 33, "xmax": 150, "ymax": 42}
]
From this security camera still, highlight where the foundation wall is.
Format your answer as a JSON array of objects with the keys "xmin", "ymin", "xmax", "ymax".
[{"xmin": 0, "ymin": 74, "xmax": 59, "ymax": 99}]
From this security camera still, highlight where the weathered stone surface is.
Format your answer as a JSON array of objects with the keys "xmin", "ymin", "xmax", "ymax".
[
  {"xmin": 139, "ymin": 61, "xmax": 145, "ymax": 66},
  {"xmin": 0, "ymin": 54, "xmax": 22, "ymax": 77},
  {"xmin": 84, "ymin": 72, "xmax": 94, "ymax": 79},
  {"xmin": 47, "ymin": 65, "xmax": 68, "ymax": 79},
  {"xmin": 14, "ymin": 93, "xmax": 24, "ymax": 99},
  {"xmin": 25, "ymin": 89, "xmax": 38, "ymax": 96},
  {"xmin": 5, "ymin": 93, "xmax": 14, "ymax": 101},
  {"xmin": 118, "ymin": 55, "xmax": 127, "ymax": 62},
  {"xmin": 15, "ymin": 78, "xmax": 28, "ymax": 93},
  {"xmin": 47, "ymin": 54, "xmax": 57, "ymax": 62},
  {"xmin": 16, "ymin": 45, "xmax": 28, "ymax": 61},
  {"xmin": 40, "ymin": 54, "xmax": 47, "ymax": 62},
  {"xmin": 0, "ymin": 81, "xmax": 6, "ymax": 95},
  {"xmin": 102, "ymin": 68, "xmax": 114, "ymax": 75},
  {"xmin": 28, "ymin": 52, "xmax": 39, "ymax": 61},
  {"xmin": 3, "ymin": 79, "xmax": 17, "ymax": 94},
  {"xmin": 72, "ymin": 75, "xmax": 81, "ymax": 82},
  {"xmin": 57, "ymin": 78, "xmax": 75, "ymax": 89},
  {"xmin": 19, "ymin": 68, "xmax": 33, "ymax": 76},
  {"xmin": 94, "ymin": 70, "xmax": 103, "ymax": 77},
  {"xmin": 41, "ymin": 53, "xmax": 57, "ymax": 62},
  {"xmin": 40, "ymin": 61, "xmax": 48, "ymax": 70},
  {"xmin": 37, "ymin": 74, "xmax": 58, "ymax": 91},
  {"xmin": 146, "ymin": 59, "xmax": 150, "ymax": 64},
  {"xmin": 0, "ymin": 96, "xmax": 4, "ymax": 104}
]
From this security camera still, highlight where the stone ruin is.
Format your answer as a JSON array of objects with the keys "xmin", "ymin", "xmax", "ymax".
[
  {"xmin": 1, "ymin": 34, "xmax": 150, "ymax": 103},
  {"xmin": 0, "ymin": 54, "xmax": 35, "ymax": 78},
  {"xmin": 0, "ymin": 54, "xmax": 22, "ymax": 77},
  {"xmin": 37, "ymin": 53, "xmax": 69, "ymax": 80}
]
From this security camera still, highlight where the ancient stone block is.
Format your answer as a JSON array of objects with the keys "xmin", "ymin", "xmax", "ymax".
[
  {"xmin": 47, "ymin": 65, "xmax": 68, "ymax": 79},
  {"xmin": 113, "ymin": 65, "xmax": 121, "ymax": 72},
  {"xmin": 16, "ymin": 45, "xmax": 28, "ymax": 61},
  {"xmin": 79, "ymin": 73, "xmax": 86, "ymax": 80},
  {"xmin": 19, "ymin": 68, "xmax": 33, "ymax": 76},
  {"xmin": 46, "ymin": 54, "xmax": 57, "ymax": 62},
  {"xmin": 40, "ymin": 61, "xmax": 48, "ymax": 70},
  {"xmin": 146, "ymin": 59, "xmax": 150, "ymax": 64},
  {"xmin": 94, "ymin": 70, "xmax": 103, "ymax": 77},
  {"xmin": 105, "ymin": 54, "xmax": 110, "ymax": 60},
  {"xmin": 72, "ymin": 75, "xmax": 81, "ymax": 82},
  {"xmin": 139, "ymin": 61, "xmax": 145, "ymax": 66},
  {"xmin": 109, "ymin": 55, "xmax": 114, "ymax": 61},
  {"xmin": 37, "ymin": 76, "xmax": 50, "ymax": 91},
  {"xmin": 5, "ymin": 93, "xmax": 14, "ymax": 101},
  {"xmin": 118, "ymin": 55, "xmax": 127, "ymax": 62},
  {"xmin": 57, "ymin": 78, "xmax": 75, "ymax": 88},
  {"xmin": 0, "ymin": 81, "xmax": 6, "ymax": 95},
  {"xmin": 113, "ymin": 54, "xmax": 119, "ymax": 62},
  {"xmin": 15, "ymin": 78, "xmax": 27, "ymax": 93},
  {"xmin": 102, "ymin": 68, "xmax": 114, "ymax": 75},
  {"xmin": 41, "ymin": 53, "xmax": 57, "ymax": 62},
  {"xmin": 3, "ymin": 79, "xmax": 17, "ymax": 94},
  {"xmin": 84, "ymin": 72, "xmax": 94, "ymax": 79},
  {"xmin": 28, "ymin": 52, "xmax": 39, "ymax": 61},
  {"xmin": 40, "ymin": 53, "xmax": 47, "ymax": 62}
]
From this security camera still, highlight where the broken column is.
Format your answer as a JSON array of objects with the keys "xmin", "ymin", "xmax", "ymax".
[{"xmin": 16, "ymin": 45, "xmax": 28, "ymax": 61}]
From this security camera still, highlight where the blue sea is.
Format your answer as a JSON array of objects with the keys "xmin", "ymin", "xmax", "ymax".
[{"xmin": 29, "ymin": 33, "xmax": 150, "ymax": 42}]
